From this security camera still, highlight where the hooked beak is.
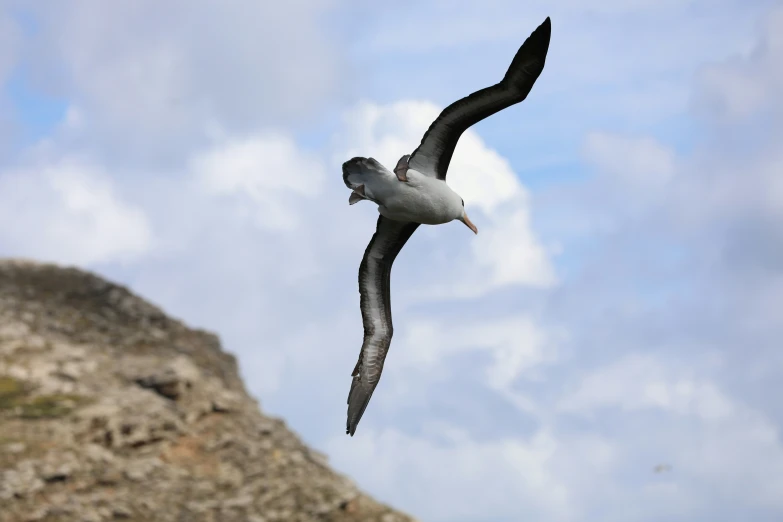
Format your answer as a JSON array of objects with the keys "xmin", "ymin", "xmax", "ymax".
[{"xmin": 460, "ymin": 213, "xmax": 478, "ymax": 235}]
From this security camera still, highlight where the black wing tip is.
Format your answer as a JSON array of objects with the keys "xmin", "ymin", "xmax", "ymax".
[
  {"xmin": 537, "ymin": 17, "xmax": 551, "ymax": 34},
  {"xmin": 501, "ymin": 15, "xmax": 552, "ymax": 85},
  {"xmin": 346, "ymin": 413, "xmax": 361, "ymax": 436},
  {"xmin": 532, "ymin": 16, "xmax": 552, "ymax": 45},
  {"xmin": 346, "ymin": 378, "xmax": 374, "ymax": 438},
  {"xmin": 346, "ymin": 392, "xmax": 375, "ymax": 436}
]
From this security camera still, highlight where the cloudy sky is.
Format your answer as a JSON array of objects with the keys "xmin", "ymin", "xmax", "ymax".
[{"xmin": 2, "ymin": 0, "xmax": 782, "ymax": 520}]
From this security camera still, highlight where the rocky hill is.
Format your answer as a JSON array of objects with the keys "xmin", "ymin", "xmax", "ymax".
[{"xmin": 0, "ymin": 259, "xmax": 414, "ymax": 522}]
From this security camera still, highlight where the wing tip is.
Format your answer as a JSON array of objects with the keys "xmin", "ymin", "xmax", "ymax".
[
  {"xmin": 346, "ymin": 377, "xmax": 374, "ymax": 438},
  {"xmin": 345, "ymin": 410, "xmax": 361, "ymax": 437},
  {"xmin": 533, "ymin": 16, "xmax": 552, "ymax": 44},
  {"xmin": 503, "ymin": 15, "xmax": 552, "ymax": 85}
]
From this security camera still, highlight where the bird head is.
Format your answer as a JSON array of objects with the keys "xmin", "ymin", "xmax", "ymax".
[{"xmin": 455, "ymin": 197, "xmax": 478, "ymax": 235}]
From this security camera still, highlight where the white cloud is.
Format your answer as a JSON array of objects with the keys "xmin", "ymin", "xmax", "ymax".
[
  {"xmin": 558, "ymin": 354, "xmax": 735, "ymax": 421},
  {"xmin": 584, "ymin": 132, "xmax": 676, "ymax": 190},
  {"xmin": 696, "ymin": 5, "xmax": 783, "ymax": 123},
  {"xmin": 191, "ymin": 132, "xmax": 326, "ymax": 232},
  {"xmin": 469, "ymin": 202, "xmax": 557, "ymax": 290},
  {"xmin": 699, "ymin": 64, "xmax": 768, "ymax": 121},
  {"xmin": 325, "ymin": 350, "xmax": 783, "ymax": 522},
  {"xmin": 571, "ymin": 4, "xmax": 783, "ymax": 236},
  {"xmin": 397, "ymin": 316, "xmax": 554, "ymax": 390},
  {"xmin": 0, "ymin": 157, "xmax": 152, "ymax": 265},
  {"xmin": 20, "ymin": 0, "xmax": 345, "ymax": 156},
  {"xmin": 557, "ymin": 353, "xmax": 783, "ymax": 515},
  {"xmin": 325, "ymin": 426, "xmax": 573, "ymax": 522},
  {"xmin": 574, "ymin": 132, "xmax": 679, "ymax": 229}
]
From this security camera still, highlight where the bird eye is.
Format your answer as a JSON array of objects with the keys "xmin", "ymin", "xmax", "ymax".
[{"xmin": 461, "ymin": 198, "xmax": 464, "ymax": 206}]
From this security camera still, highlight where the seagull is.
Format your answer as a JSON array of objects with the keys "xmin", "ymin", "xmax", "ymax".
[{"xmin": 343, "ymin": 16, "xmax": 552, "ymax": 436}]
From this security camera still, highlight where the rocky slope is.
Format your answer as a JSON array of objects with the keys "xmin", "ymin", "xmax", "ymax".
[{"xmin": 0, "ymin": 259, "xmax": 414, "ymax": 522}]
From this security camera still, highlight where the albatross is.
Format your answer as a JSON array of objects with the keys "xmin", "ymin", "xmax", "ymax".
[{"xmin": 343, "ymin": 16, "xmax": 552, "ymax": 436}]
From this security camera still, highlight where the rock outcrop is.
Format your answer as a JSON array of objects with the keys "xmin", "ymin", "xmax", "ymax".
[{"xmin": 0, "ymin": 259, "xmax": 413, "ymax": 522}]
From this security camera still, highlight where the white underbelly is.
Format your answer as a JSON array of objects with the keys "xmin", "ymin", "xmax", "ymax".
[
  {"xmin": 378, "ymin": 188, "xmax": 453, "ymax": 224},
  {"xmin": 379, "ymin": 206, "xmax": 450, "ymax": 224},
  {"xmin": 364, "ymin": 168, "xmax": 456, "ymax": 224}
]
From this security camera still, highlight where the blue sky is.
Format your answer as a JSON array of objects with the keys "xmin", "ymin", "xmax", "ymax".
[{"xmin": 2, "ymin": 1, "xmax": 783, "ymax": 521}]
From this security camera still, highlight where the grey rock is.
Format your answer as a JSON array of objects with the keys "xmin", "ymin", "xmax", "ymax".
[{"xmin": 0, "ymin": 259, "xmax": 416, "ymax": 522}]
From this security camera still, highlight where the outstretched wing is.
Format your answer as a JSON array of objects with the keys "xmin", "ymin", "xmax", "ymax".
[
  {"xmin": 408, "ymin": 17, "xmax": 552, "ymax": 180},
  {"xmin": 347, "ymin": 215, "xmax": 420, "ymax": 436}
]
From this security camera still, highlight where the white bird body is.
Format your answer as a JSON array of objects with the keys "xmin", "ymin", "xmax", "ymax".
[
  {"xmin": 344, "ymin": 159, "xmax": 464, "ymax": 224},
  {"xmin": 378, "ymin": 170, "xmax": 462, "ymax": 224}
]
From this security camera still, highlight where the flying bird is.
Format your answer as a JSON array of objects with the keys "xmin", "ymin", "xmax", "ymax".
[{"xmin": 343, "ymin": 16, "xmax": 552, "ymax": 436}]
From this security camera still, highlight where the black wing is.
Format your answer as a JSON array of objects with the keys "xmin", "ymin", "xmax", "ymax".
[
  {"xmin": 408, "ymin": 17, "xmax": 552, "ymax": 180},
  {"xmin": 347, "ymin": 215, "xmax": 420, "ymax": 436}
]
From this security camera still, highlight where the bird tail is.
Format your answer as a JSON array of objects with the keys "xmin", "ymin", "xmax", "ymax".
[{"xmin": 342, "ymin": 157, "xmax": 392, "ymax": 190}]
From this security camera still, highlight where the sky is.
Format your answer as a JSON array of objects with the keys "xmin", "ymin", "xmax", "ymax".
[{"xmin": 1, "ymin": 0, "xmax": 782, "ymax": 520}]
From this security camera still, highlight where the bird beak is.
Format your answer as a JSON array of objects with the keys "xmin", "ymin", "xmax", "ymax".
[{"xmin": 460, "ymin": 213, "xmax": 478, "ymax": 235}]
